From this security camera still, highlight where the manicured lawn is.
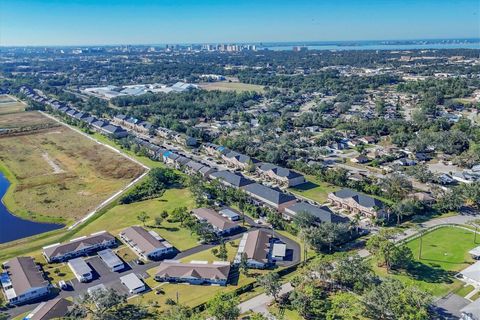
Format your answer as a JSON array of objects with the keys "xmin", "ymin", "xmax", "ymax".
[
  {"xmin": 373, "ymin": 226, "xmax": 478, "ymax": 297},
  {"xmin": 471, "ymin": 291, "xmax": 480, "ymax": 301},
  {"xmin": 269, "ymin": 305, "xmax": 303, "ymax": 320},
  {"xmin": 455, "ymin": 284, "xmax": 475, "ymax": 297},
  {"xmin": 0, "ymin": 113, "xmax": 145, "ymax": 223},
  {"xmin": 180, "ymin": 239, "xmax": 240, "ymax": 263},
  {"xmin": 288, "ymin": 175, "xmax": 339, "ymax": 204},
  {"xmin": 43, "ymin": 263, "xmax": 75, "ymax": 284},
  {"xmin": 76, "ymin": 188, "xmax": 198, "ymax": 251}
]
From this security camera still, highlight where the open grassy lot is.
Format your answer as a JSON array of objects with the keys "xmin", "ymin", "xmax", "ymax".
[
  {"xmin": 199, "ymin": 81, "xmax": 265, "ymax": 93},
  {"xmin": 76, "ymin": 188, "xmax": 197, "ymax": 251},
  {"xmin": 373, "ymin": 226, "xmax": 477, "ymax": 297},
  {"xmin": 288, "ymin": 175, "xmax": 339, "ymax": 204},
  {"xmin": 180, "ymin": 239, "xmax": 240, "ymax": 263},
  {"xmin": 0, "ymin": 113, "xmax": 145, "ymax": 223},
  {"xmin": 0, "ymin": 111, "xmax": 57, "ymax": 129},
  {"xmin": 0, "ymin": 95, "xmax": 25, "ymax": 114}
]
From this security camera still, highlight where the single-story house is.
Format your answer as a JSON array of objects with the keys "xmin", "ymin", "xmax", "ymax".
[
  {"xmin": 119, "ymin": 226, "xmax": 174, "ymax": 260},
  {"xmin": 191, "ymin": 208, "xmax": 240, "ymax": 236},
  {"xmin": 155, "ymin": 260, "xmax": 231, "ymax": 286},
  {"xmin": 234, "ymin": 230, "xmax": 273, "ymax": 269},
  {"xmin": 1, "ymin": 257, "xmax": 50, "ymax": 305},
  {"xmin": 25, "ymin": 297, "xmax": 73, "ymax": 320},
  {"xmin": 42, "ymin": 231, "xmax": 116, "ymax": 263}
]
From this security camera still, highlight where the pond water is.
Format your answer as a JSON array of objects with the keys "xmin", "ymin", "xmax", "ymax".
[{"xmin": 0, "ymin": 172, "xmax": 63, "ymax": 244}]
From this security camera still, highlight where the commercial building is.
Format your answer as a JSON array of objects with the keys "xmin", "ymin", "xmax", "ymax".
[
  {"xmin": 97, "ymin": 249, "xmax": 124, "ymax": 272},
  {"xmin": 155, "ymin": 260, "xmax": 231, "ymax": 286},
  {"xmin": 1, "ymin": 257, "xmax": 50, "ymax": 305},
  {"xmin": 68, "ymin": 258, "xmax": 93, "ymax": 283},
  {"xmin": 119, "ymin": 226, "xmax": 174, "ymax": 260},
  {"xmin": 42, "ymin": 231, "xmax": 116, "ymax": 263},
  {"xmin": 191, "ymin": 208, "xmax": 240, "ymax": 236},
  {"xmin": 120, "ymin": 273, "xmax": 146, "ymax": 294}
]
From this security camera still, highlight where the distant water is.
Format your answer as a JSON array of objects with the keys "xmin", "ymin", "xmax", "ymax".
[
  {"xmin": 260, "ymin": 41, "xmax": 480, "ymax": 51},
  {"xmin": 0, "ymin": 172, "xmax": 63, "ymax": 244}
]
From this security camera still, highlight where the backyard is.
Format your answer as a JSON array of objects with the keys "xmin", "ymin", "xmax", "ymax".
[
  {"xmin": 75, "ymin": 188, "xmax": 198, "ymax": 251},
  {"xmin": 374, "ymin": 226, "xmax": 478, "ymax": 297},
  {"xmin": 288, "ymin": 175, "xmax": 339, "ymax": 204}
]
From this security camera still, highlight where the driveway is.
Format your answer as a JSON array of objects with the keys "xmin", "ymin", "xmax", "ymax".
[{"xmin": 238, "ymin": 282, "xmax": 293, "ymax": 315}]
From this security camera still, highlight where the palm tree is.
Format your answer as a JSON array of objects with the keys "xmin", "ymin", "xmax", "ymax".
[{"xmin": 414, "ymin": 224, "xmax": 424, "ymax": 260}]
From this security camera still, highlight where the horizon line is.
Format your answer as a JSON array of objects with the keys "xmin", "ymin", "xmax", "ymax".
[{"xmin": 1, "ymin": 37, "xmax": 479, "ymax": 48}]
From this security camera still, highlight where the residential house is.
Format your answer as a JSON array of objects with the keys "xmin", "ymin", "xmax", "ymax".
[
  {"xmin": 184, "ymin": 160, "xmax": 205, "ymax": 175},
  {"xmin": 154, "ymin": 260, "xmax": 230, "ymax": 286},
  {"xmin": 191, "ymin": 208, "xmax": 240, "ymax": 236},
  {"xmin": 256, "ymin": 163, "xmax": 306, "ymax": 187},
  {"xmin": 26, "ymin": 297, "xmax": 73, "ymax": 320},
  {"xmin": 283, "ymin": 201, "xmax": 349, "ymax": 224},
  {"xmin": 1, "ymin": 257, "xmax": 50, "ymax": 305},
  {"xmin": 209, "ymin": 170, "xmax": 254, "ymax": 188},
  {"xmin": 222, "ymin": 151, "xmax": 259, "ymax": 171},
  {"xmin": 119, "ymin": 226, "xmax": 174, "ymax": 260},
  {"xmin": 101, "ymin": 124, "xmax": 128, "ymax": 138},
  {"xmin": 234, "ymin": 230, "xmax": 273, "ymax": 269},
  {"xmin": 328, "ymin": 188, "xmax": 385, "ymax": 218},
  {"xmin": 242, "ymin": 183, "xmax": 297, "ymax": 212},
  {"xmin": 351, "ymin": 155, "xmax": 370, "ymax": 164},
  {"xmin": 42, "ymin": 231, "xmax": 116, "ymax": 263}
]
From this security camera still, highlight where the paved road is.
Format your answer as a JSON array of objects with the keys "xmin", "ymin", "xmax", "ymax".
[{"xmin": 238, "ymin": 282, "xmax": 294, "ymax": 315}]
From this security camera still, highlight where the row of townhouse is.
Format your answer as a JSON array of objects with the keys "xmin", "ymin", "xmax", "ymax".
[
  {"xmin": 327, "ymin": 188, "xmax": 386, "ymax": 219},
  {"xmin": 203, "ymin": 143, "xmax": 306, "ymax": 187},
  {"xmin": 18, "ymin": 87, "xmax": 127, "ymax": 139},
  {"xmin": 159, "ymin": 147, "xmax": 348, "ymax": 224},
  {"xmin": 113, "ymin": 114, "xmax": 154, "ymax": 135}
]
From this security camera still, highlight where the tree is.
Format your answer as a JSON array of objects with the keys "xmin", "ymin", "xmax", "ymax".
[
  {"xmin": 363, "ymin": 279, "xmax": 432, "ymax": 320},
  {"xmin": 137, "ymin": 211, "xmax": 150, "ymax": 226},
  {"xmin": 257, "ymin": 273, "xmax": 281, "ymax": 301},
  {"xmin": 381, "ymin": 173, "xmax": 412, "ymax": 202},
  {"xmin": 332, "ymin": 255, "xmax": 377, "ymax": 293},
  {"xmin": 159, "ymin": 304, "xmax": 201, "ymax": 320},
  {"xmin": 170, "ymin": 207, "xmax": 190, "ymax": 226},
  {"xmin": 154, "ymin": 215, "xmax": 164, "ymax": 227},
  {"xmin": 293, "ymin": 210, "xmax": 320, "ymax": 229},
  {"xmin": 206, "ymin": 292, "xmax": 240, "ymax": 320},
  {"xmin": 326, "ymin": 292, "xmax": 367, "ymax": 320},
  {"xmin": 218, "ymin": 241, "xmax": 228, "ymax": 261},
  {"xmin": 67, "ymin": 288, "xmax": 150, "ymax": 320},
  {"xmin": 239, "ymin": 252, "xmax": 249, "ymax": 276},
  {"xmin": 367, "ymin": 229, "xmax": 413, "ymax": 272},
  {"xmin": 161, "ymin": 210, "xmax": 169, "ymax": 220}
]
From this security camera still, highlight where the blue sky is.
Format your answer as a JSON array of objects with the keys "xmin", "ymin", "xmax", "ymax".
[{"xmin": 1, "ymin": 0, "xmax": 479, "ymax": 46}]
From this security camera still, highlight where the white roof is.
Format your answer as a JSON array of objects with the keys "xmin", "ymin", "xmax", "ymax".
[
  {"xmin": 98, "ymin": 249, "xmax": 123, "ymax": 268},
  {"xmin": 272, "ymin": 243, "xmax": 287, "ymax": 257},
  {"xmin": 460, "ymin": 261, "xmax": 480, "ymax": 283},
  {"xmin": 120, "ymin": 273, "xmax": 144, "ymax": 290},
  {"xmin": 68, "ymin": 258, "xmax": 91, "ymax": 275},
  {"xmin": 87, "ymin": 283, "xmax": 107, "ymax": 295},
  {"xmin": 461, "ymin": 298, "xmax": 480, "ymax": 319}
]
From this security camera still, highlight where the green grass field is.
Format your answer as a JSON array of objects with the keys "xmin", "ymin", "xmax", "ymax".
[
  {"xmin": 76, "ymin": 188, "xmax": 197, "ymax": 251},
  {"xmin": 374, "ymin": 226, "xmax": 478, "ymax": 297},
  {"xmin": 199, "ymin": 81, "xmax": 265, "ymax": 93},
  {"xmin": 288, "ymin": 175, "xmax": 339, "ymax": 204}
]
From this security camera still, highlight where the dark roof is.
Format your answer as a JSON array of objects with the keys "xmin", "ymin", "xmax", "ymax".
[
  {"xmin": 102, "ymin": 124, "xmax": 125, "ymax": 134},
  {"xmin": 30, "ymin": 298, "xmax": 73, "ymax": 320},
  {"xmin": 43, "ymin": 231, "xmax": 115, "ymax": 260},
  {"xmin": 92, "ymin": 120, "xmax": 108, "ymax": 128},
  {"xmin": 242, "ymin": 230, "xmax": 271, "ymax": 263},
  {"xmin": 243, "ymin": 183, "xmax": 296, "ymax": 205},
  {"xmin": 286, "ymin": 202, "xmax": 348, "ymax": 224},
  {"xmin": 3, "ymin": 257, "xmax": 49, "ymax": 296},
  {"xmin": 185, "ymin": 161, "xmax": 205, "ymax": 172},
  {"xmin": 333, "ymin": 188, "xmax": 384, "ymax": 209},
  {"xmin": 210, "ymin": 170, "xmax": 254, "ymax": 188}
]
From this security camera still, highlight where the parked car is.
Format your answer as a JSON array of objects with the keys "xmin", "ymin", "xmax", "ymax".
[{"xmin": 58, "ymin": 280, "xmax": 68, "ymax": 290}]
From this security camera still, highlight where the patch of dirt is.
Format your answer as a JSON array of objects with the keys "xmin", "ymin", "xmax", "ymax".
[{"xmin": 42, "ymin": 152, "xmax": 65, "ymax": 174}]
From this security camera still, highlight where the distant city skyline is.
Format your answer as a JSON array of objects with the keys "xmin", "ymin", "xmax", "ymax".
[{"xmin": 1, "ymin": 0, "xmax": 479, "ymax": 46}]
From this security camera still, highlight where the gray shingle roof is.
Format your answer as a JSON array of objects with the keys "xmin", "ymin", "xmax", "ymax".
[
  {"xmin": 210, "ymin": 170, "xmax": 253, "ymax": 187},
  {"xmin": 243, "ymin": 183, "xmax": 296, "ymax": 205},
  {"xmin": 333, "ymin": 188, "xmax": 384, "ymax": 209},
  {"xmin": 286, "ymin": 202, "xmax": 348, "ymax": 224}
]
